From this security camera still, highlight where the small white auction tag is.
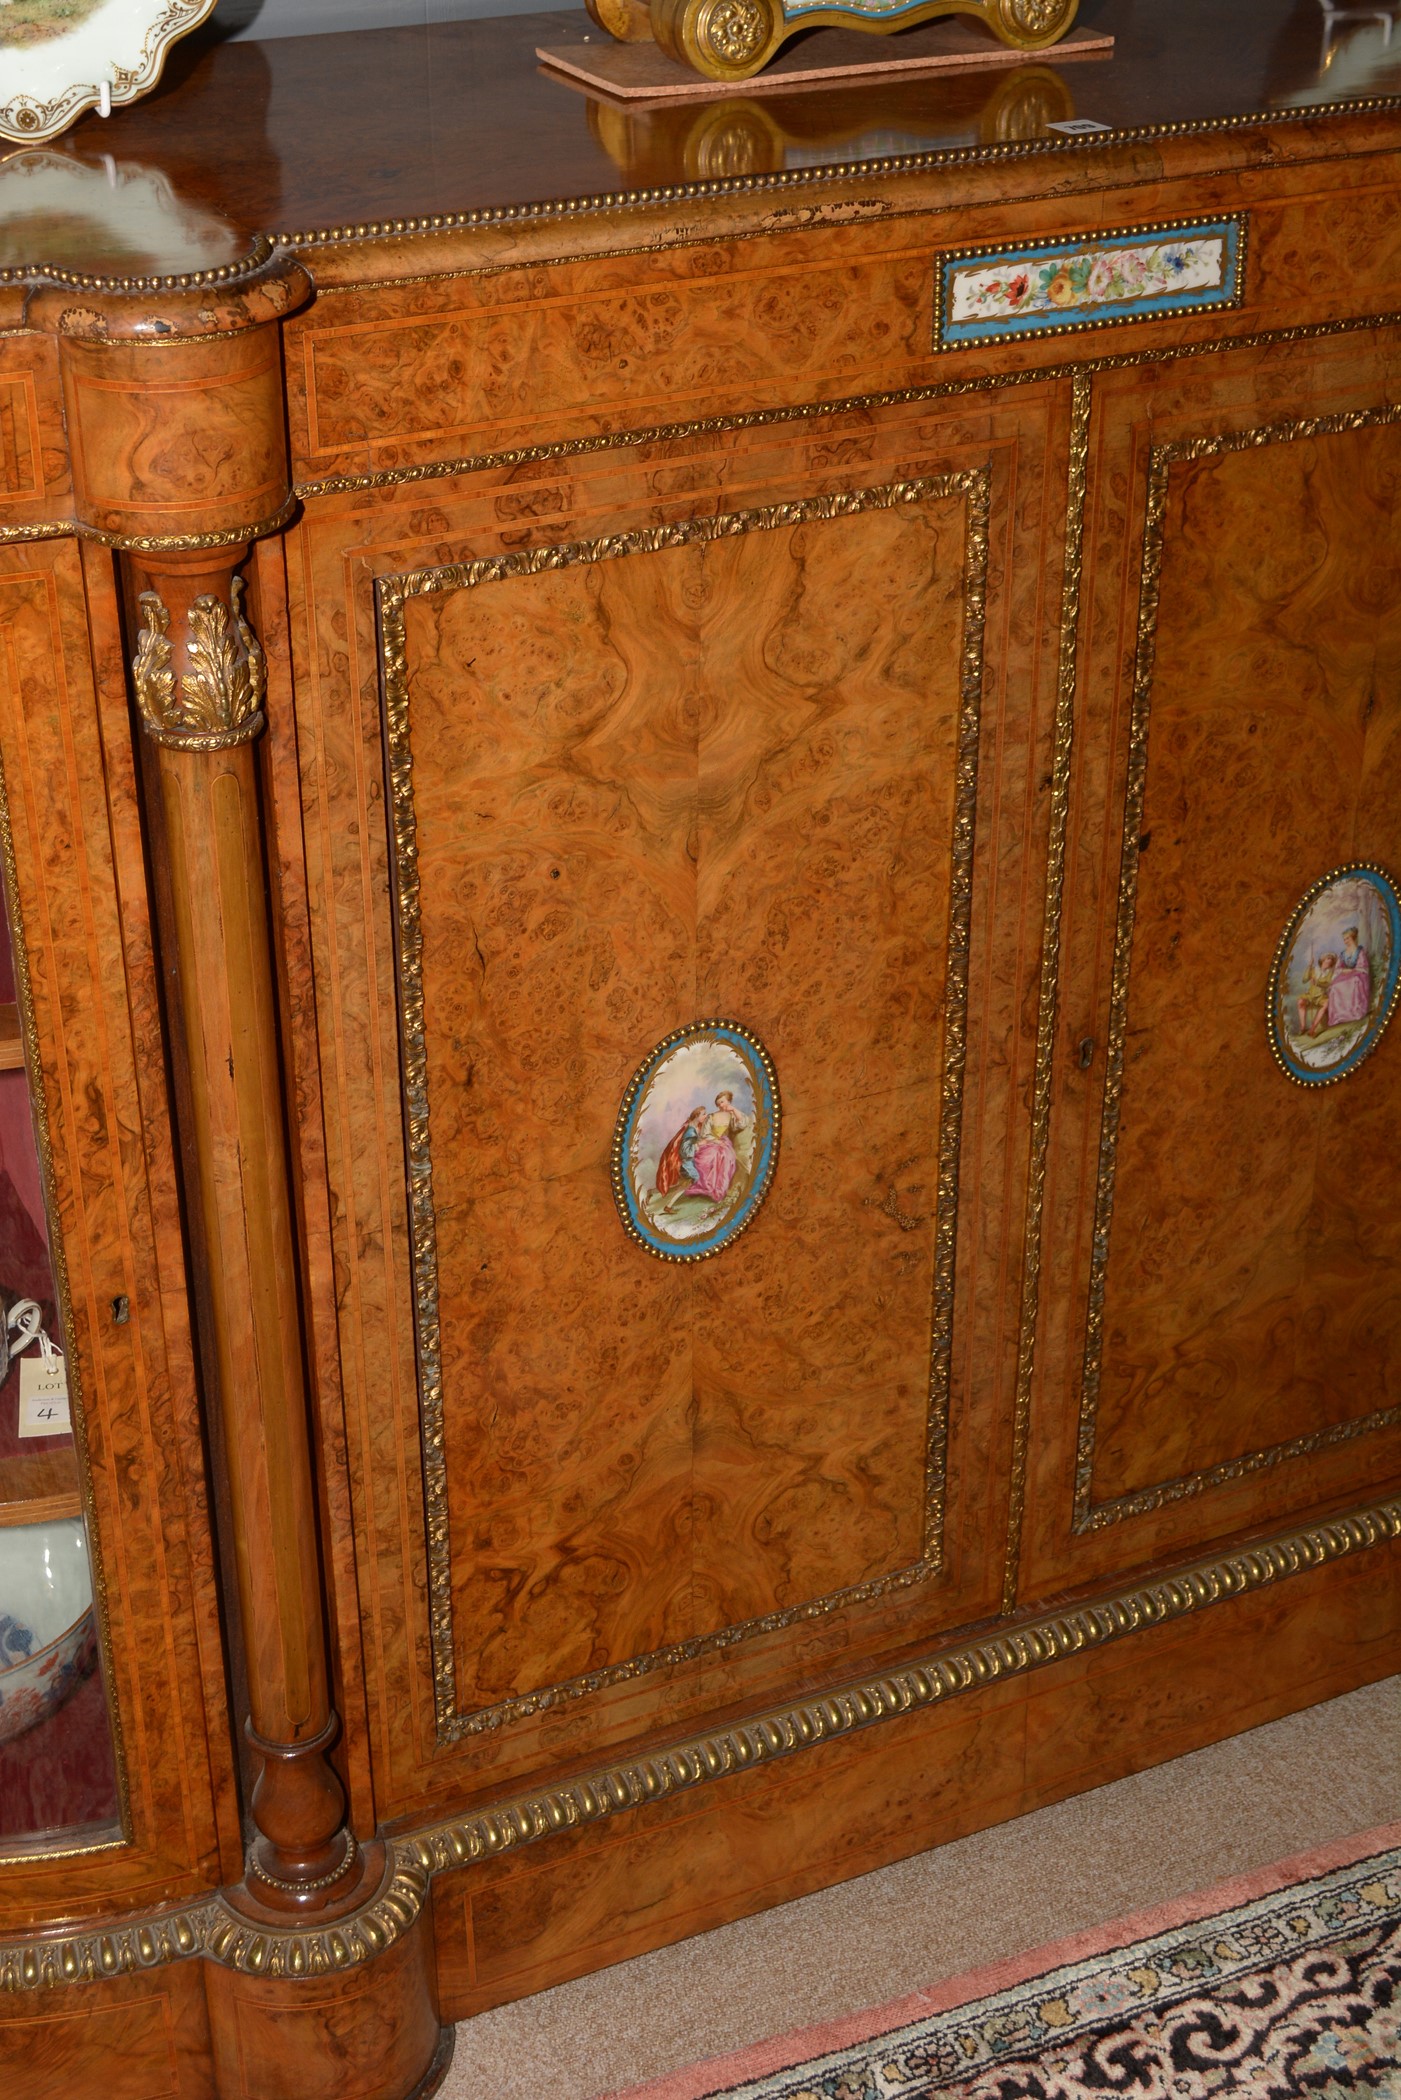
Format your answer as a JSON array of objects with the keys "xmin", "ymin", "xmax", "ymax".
[{"xmin": 18, "ymin": 1347, "xmax": 70, "ymax": 1438}]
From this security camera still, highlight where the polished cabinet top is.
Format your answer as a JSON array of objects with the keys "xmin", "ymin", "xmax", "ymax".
[{"xmin": 1, "ymin": 0, "xmax": 1400, "ymax": 272}]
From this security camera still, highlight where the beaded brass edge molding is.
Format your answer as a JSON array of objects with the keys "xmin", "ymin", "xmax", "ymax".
[
  {"xmin": 1001, "ymin": 371, "xmax": 1090, "ymax": 1614},
  {"xmin": 0, "ymin": 710, "xmax": 132, "ymax": 1862},
  {"xmin": 0, "ymin": 236, "xmax": 276, "ymax": 294},
  {"xmin": 377, "ymin": 468, "xmax": 989, "ymax": 1743},
  {"xmin": 267, "ymin": 93, "xmax": 1401, "ymax": 252},
  {"xmin": 292, "ymin": 308, "xmax": 1401, "ymax": 507},
  {"xmin": 1, "ymin": 1493, "xmax": 1396, "ymax": 1990},
  {"xmin": 1073, "ymin": 403, "xmax": 1401, "ymax": 1536}
]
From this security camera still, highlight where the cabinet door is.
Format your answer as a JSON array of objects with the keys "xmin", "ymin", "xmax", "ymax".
[
  {"xmin": 1017, "ymin": 327, "xmax": 1401, "ymax": 1605},
  {"xmin": 0, "ymin": 537, "xmax": 235, "ymax": 1916},
  {"xmin": 288, "ymin": 381, "xmax": 1074, "ymax": 1825}
]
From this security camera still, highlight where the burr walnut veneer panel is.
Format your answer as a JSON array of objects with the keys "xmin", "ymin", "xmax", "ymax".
[
  {"xmin": 411, "ymin": 491, "xmax": 968, "ymax": 1716},
  {"xmin": 1021, "ymin": 332, "xmax": 1401, "ymax": 1601},
  {"xmin": 283, "ymin": 139, "xmax": 1401, "ymax": 489},
  {"xmin": 288, "ymin": 384, "xmax": 1070, "ymax": 1822},
  {"xmin": 7, "ymin": 29, "xmax": 1401, "ymax": 2090},
  {"xmin": 434, "ymin": 1526, "xmax": 1401, "ymax": 2019}
]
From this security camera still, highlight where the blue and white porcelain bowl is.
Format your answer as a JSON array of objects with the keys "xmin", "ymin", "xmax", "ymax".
[{"xmin": 0, "ymin": 1517, "xmax": 96, "ymax": 1746}]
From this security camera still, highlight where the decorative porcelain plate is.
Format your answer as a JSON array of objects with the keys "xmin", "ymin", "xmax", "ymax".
[
  {"xmin": 1268, "ymin": 863, "xmax": 1401, "ymax": 1086},
  {"xmin": 612, "ymin": 1020, "xmax": 779, "ymax": 1260},
  {"xmin": 0, "ymin": 0, "xmax": 216, "ymax": 144}
]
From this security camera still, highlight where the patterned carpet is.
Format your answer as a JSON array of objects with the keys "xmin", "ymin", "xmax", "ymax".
[{"xmin": 617, "ymin": 1834, "xmax": 1401, "ymax": 2100}]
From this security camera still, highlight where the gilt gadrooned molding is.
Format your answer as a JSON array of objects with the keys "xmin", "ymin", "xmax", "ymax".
[
  {"xmin": 377, "ymin": 467, "xmax": 989, "ymax": 1743},
  {"xmin": 133, "ymin": 579, "xmax": 267, "ymax": 753},
  {"xmin": 1074, "ymin": 403, "xmax": 1401, "ymax": 1535},
  {"xmin": 0, "ymin": 1494, "xmax": 1397, "ymax": 1990},
  {"xmin": 360, "ymin": 1497, "xmax": 1401, "ymax": 1871}
]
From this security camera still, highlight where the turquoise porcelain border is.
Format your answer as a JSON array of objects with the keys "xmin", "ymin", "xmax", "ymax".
[
  {"xmin": 937, "ymin": 216, "xmax": 1245, "ymax": 348},
  {"xmin": 612, "ymin": 1020, "xmax": 780, "ymax": 1262},
  {"xmin": 1267, "ymin": 862, "xmax": 1401, "ymax": 1087}
]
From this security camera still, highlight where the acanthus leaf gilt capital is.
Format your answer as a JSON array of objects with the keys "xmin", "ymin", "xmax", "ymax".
[{"xmin": 133, "ymin": 578, "xmax": 266, "ymax": 753}]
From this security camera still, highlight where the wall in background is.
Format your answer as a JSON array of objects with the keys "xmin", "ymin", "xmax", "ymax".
[{"xmin": 215, "ymin": 0, "xmax": 574, "ymax": 41}]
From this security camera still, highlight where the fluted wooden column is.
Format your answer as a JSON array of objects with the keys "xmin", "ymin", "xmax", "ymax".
[
  {"xmin": 127, "ymin": 549, "xmax": 356, "ymax": 1910},
  {"xmin": 50, "ymin": 266, "xmax": 357, "ymax": 1914}
]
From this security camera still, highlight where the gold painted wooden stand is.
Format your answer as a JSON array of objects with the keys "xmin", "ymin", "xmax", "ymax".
[{"xmin": 585, "ymin": 0, "xmax": 1078, "ymax": 83}]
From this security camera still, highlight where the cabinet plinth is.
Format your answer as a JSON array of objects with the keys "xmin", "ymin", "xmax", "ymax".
[{"xmin": 1, "ymin": 11, "xmax": 1400, "ymax": 2096}]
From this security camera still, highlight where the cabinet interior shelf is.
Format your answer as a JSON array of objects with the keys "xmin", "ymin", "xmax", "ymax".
[{"xmin": 0, "ymin": 1443, "xmax": 81, "ymax": 1528}]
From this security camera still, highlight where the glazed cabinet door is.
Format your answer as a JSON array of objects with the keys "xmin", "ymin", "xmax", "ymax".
[
  {"xmin": 1014, "ymin": 325, "xmax": 1401, "ymax": 1608},
  {"xmin": 0, "ymin": 536, "xmax": 236, "ymax": 1922},
  {"xmin": 287, "ymin": 380, "xmax": 1076, "ymax": 1827}
]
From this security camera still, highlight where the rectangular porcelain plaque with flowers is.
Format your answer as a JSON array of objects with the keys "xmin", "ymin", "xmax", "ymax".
[{"xmin": 937, "ymin": 218, "xmax": 1244, "ymax": 347}]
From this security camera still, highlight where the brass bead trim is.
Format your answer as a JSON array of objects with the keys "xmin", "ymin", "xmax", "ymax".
[
  {"xmin": 267, "ymin": 95, "xmax": 1401, "ymax": 254},
  {"xmin": 1001, "ymin": 370, "xmax": 1090, "ymax": 1614},
  {"xmin": 247, "ymin": 1832, "xmax": 359, "ymax": 1896},
  {"xmin": 378, "ymin": 467, "xmax": 989, "ymax": 1743},
  {"xmin": 0, "ymin": 236, "xmax": 277, "ymax": 295},
  {"xmin": 292, "ymin": 308, "xmax": 1401, "ymax": 507},
  {"xmin": 0, "ymin": 1494, "xmax": 1395, "ymax": 1986},
  {"xmin": 1074, "ymin": 403, "xmax": 1401, "ymax": 1535},
  {"xmin": 0, "ymin": 520, "xmax": 76, "ymax": 547}
]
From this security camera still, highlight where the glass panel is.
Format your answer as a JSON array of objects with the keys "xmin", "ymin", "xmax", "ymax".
[{"xmin": 0, "ymin": 885, "xmax": 119, "ymax": 1849}]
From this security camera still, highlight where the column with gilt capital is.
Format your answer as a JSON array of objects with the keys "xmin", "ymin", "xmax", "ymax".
[{"xmin": 42, "ymin": 252, "xmax": 360, "ymax": 1917}]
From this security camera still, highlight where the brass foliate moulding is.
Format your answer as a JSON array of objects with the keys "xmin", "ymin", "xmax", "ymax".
[
  {"xmin": 0, "ymin": 1495, "xmax": 1396, "ymax": 1992},
  {"xmin": 133, "ymin": 580, "xmax": 267, "ymax": 753}
]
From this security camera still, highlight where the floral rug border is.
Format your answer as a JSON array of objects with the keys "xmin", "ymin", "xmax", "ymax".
[{"xmin": 698, "ymin": 1841, "xmax": 1401, "ymax": 2099}]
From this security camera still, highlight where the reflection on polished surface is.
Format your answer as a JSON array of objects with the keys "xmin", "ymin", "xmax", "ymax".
[
  {"xmin": 0, "ymin": 0, "xmax": 1384, "ymax": 256},
  {"xmin": 0, "ymin": 147, "xmax": 249, "ymax": 275},
  {"xmin": 584, "ymin": 60, "xmax": 1077, "ymax": 180},
  {"xmin": 1275, "ymin": 0, "xmax": 1401, "ymax": 102}
]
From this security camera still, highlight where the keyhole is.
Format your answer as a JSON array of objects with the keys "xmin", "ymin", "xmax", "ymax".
[{"xmin": 1077, "ymin": 1037, "xmax": 1095, "ymax": 1070}]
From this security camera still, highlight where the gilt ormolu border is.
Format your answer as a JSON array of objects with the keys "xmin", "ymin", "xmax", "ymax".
[
  {"xmin": 3, "ymin": 1489, "xmax": 1397, "ymax": 1993},
  {"xmin": 1074, "ymin": 404, "xmax": 1401, "ymax": 1534},
  {"xmin": 1001, "ymin": 372, "xmax": 1092, "ymax": 1611},
  {"xmin": 377, "ymin": 468, "xmax": 990, "ymax": 1743}
]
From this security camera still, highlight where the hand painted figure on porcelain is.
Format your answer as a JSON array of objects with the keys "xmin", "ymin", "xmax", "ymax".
[
  {"xmin": 1327, "ymin": 926, "xmax": 1371, "ymax": 1028},
  {"xmin": 654, "ymin": 1091, "xmax": 752, "ymax": 1210}
]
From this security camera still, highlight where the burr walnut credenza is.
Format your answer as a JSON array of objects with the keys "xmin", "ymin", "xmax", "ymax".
[{"xmin": 1, "ymin": 2, "xmax": 1400, "ymax": 2094}]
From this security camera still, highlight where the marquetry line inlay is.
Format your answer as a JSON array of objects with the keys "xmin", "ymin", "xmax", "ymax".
[{"xmin": 377, "ymin": 467, "xmax": 990, "ymax": 1742}]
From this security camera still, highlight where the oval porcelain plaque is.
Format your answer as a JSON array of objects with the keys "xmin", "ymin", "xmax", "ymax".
[
  {"xmin": 612, "ymin": 1021, "xmax": 778, "ymax": 1260},
  {"xmin": 1268, "ymin": 863, "xmax": 1401, "ymax": 1085}
]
